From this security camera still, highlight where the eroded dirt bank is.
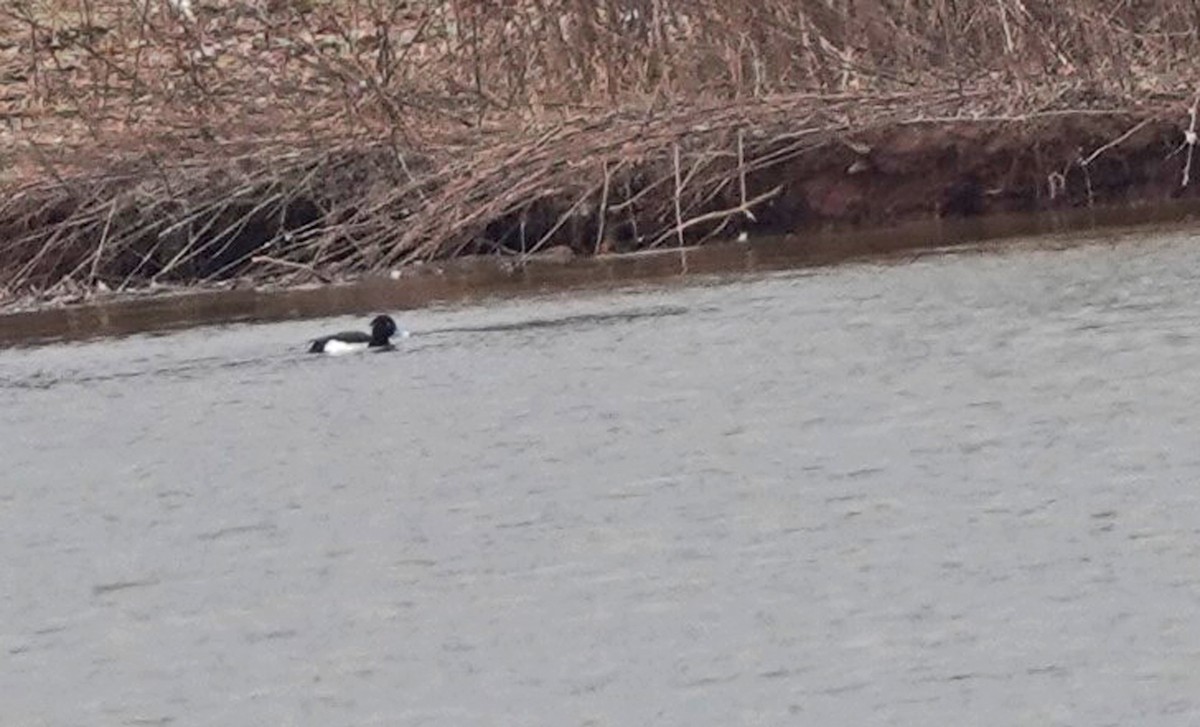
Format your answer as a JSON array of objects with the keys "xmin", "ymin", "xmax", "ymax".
[{"xmin": 2, "ymin": 100, "xmax": 1196, "ymax": 314}]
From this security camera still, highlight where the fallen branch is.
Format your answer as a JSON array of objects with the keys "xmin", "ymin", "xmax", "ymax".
[{"xmin": 649, "ymin": 186, "xmax": 783, "ymax": 249}]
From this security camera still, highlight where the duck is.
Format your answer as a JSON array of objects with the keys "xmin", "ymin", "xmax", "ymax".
[{"xmin": 308, "ymin": 314, "xmax": 406, "ymax": 354}]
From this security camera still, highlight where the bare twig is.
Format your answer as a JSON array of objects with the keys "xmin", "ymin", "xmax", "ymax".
[
  {"xmin": 595, "ymin": 159, "xmax": 611, "ymax": 254},
  {"xmin": 1081, "ymin": 119, "xmax": 1153, "ymax": 167},
  {"xmin": 650, "ymin": 186, "xmax": 783, "ymax": 248},
  {"xmin": 1183, "ymin": 93, "xmax": 1199, "ymax": 187},
  {"xmin": 672, "ymin": 142, "xmax": 685, "ymax": 248}
]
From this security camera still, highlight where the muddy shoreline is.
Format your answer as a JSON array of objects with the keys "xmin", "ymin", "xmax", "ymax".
[
  {"xmin": 5, "ymin": 199, "xmax": 1200, "ymax": 348},
  {"xmin": 4, "ymin": 105, "xmax": 1197, "ymax": 312}
]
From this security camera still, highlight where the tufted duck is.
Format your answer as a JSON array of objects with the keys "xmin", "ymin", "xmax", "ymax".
[{"xmin": 308, "ymin": 314, "xmax": 405, "ymax": 354}]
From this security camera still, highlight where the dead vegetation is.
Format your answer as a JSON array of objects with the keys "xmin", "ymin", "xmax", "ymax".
[{"xmin": 1, "ymin": 0, "xmax": 1198, "ymax": 305}]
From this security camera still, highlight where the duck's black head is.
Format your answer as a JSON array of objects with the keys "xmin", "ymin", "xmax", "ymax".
[{"xmin": 369, "ymin": 314, "xmax": 399, "ymax": 346}]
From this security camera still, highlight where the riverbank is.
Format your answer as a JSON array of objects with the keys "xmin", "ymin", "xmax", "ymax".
[
  {"xmin": 3, "ymin": 1, "xmax": 1199, "ymax": 311},
  {"xmin": 7, "ymin": 207, "xmax": 1200, "ymax": 348}
]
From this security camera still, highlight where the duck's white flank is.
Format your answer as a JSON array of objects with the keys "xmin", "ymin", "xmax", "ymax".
[{"xmin": 321, "ymin": 339, "xmax": 370, "ymax": 355}]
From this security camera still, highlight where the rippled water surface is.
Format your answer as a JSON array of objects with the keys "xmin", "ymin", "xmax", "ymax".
[{"xmin": 5, "ymin": 229, "xmax": 1200, "ymax": 725}]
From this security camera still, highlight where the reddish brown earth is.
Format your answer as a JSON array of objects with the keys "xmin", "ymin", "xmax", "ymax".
[
  {"xmin": 727, "ymin": 116, "xmax": 1189, "ymax": 235},
  {"xmin": 486, "ymin": 112, "xmax": 1193, "ymax": 258}
]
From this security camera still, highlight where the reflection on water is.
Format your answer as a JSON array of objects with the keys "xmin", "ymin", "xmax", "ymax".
[{"xmin": 5, "ymin": 225, "xmax": 1200, "ymax": 724}]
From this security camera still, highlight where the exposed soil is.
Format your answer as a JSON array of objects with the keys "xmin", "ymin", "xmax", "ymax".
[
  {"xmin": 751, "ymin": 114, "xmax": 1190, "ymax": 232},
  {"xmin": 2, "ymin": 104, "xmax": 1196, "ymax": 314}
]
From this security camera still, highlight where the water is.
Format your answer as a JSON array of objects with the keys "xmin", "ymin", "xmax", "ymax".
[{"xmin": 5, "ymin": 228, "xmax": 1200, "ymax": 725}]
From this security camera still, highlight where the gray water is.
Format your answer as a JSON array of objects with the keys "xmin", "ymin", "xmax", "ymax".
[{"xmin": 4, "ymin": 229, "xmax": 1200, "ymax": 725}]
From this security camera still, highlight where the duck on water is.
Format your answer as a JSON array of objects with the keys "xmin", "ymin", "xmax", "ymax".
[{"xmin": 308, "ymin": 314, "xmax": 407, "ymax": 354}]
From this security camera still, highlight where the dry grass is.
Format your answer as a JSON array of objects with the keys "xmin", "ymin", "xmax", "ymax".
[{"xmin": 1, "ymin": 0, "xmax": 1198, "ymax": 303}]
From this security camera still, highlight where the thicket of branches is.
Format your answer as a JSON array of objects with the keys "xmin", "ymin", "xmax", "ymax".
[{"xmin": 1, "ymin": 0, "xmax": 1196, "ymax": 301}]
